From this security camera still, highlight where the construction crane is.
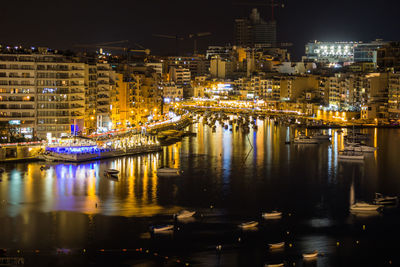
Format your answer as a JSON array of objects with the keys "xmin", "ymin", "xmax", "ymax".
[
  {"xmin": 189, "ymin": 32, "xmax": 212, "ymax": 55},
  {"xmin": 74, "ymin": 41, "xmax": 151, "ymax": 63},
  {"xmin": 153, "ymin": 32, "xmax": 211, "ymax": 55}
]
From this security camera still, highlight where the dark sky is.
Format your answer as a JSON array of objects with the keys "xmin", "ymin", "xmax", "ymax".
[{"xmin": 1, "ymin": 0, "xmax": 399, "ymax": 59}]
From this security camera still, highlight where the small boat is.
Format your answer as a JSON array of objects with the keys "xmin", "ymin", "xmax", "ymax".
[
  {"xmin": 312, "ymin": 133, "xmax": 331, "ymax": 140},
  {"xmin": 374, "ymin": 193, "xmax": 398, "ymax": 205},
  {"xmin": 268, "ymin": 242, "xmax": 285, "ymax": 249},
  {"xmin": 293, "ymin": 136, "xmax": 319, "ymax": 144},
  {"xmin": 345, "ymin": 133, "xmax": 370, "ymax": 141},
  {"xmin": 151, "ymin": 224, "xmax": 174, "ymax": 233},
  {"xmin": 40, "ymin": 165, "xmax": 50, "ymax": 171},
  {"xmin": 344, "ymin": 144, "xmax": 377, "ymax": 153},
  {"xmin": 350, "ymin": 202, "xmax": 382, "ymax": 212},
  {"xmin": 266, "ymin": 263, "xmax": 284, "ymax": 267},
  {"xmin": 157, "ymin": 167, "xmax": 181, "ymax": 176},
  {"xmin": 104, "ymin": 169, "xmax": 119, "ymax": 175},
  {"xmin": 262, "ymin": 211, "xmax": 282, "ymax": 219},
  {"xmin": 303, "ymin": 250, "xmax": 318, "ymax": 260},
  {"xmin": 175, "ymin": 210, "xmax": 196, "ymax": 219},
  {"xmin": 338, "ymin": 150, "xmax": 364, "ymax": 160},
  {"xmin": 239, "ymin": 221, "xmax": 259, "ymax": 229}
]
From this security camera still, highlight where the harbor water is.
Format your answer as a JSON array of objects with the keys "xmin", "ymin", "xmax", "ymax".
[{"xmin": 1, "ymin": 119, "xmax": 400, "ymax": 266}]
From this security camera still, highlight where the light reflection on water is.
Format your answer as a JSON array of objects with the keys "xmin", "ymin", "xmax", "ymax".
[
  {"xmin": 1, "ymin": 121, "xmax": 399, "ymax": 218},
  {"xmin": 1, "ymin": 120, "xmax": 400, "ymax": 266}
]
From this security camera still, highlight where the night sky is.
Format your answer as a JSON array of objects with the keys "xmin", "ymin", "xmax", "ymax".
[{"xmin": 1, "ymin": 0, "xmax": 399, "ymax": 59}]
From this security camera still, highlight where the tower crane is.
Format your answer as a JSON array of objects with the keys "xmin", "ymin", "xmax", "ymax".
[
  {"xmin": 153, "ymin": 32, "xmax": 211, "ymax": 55},
  {"xmin": 74, "ymin": 41, "xmax": 151, "ymax": 62}
]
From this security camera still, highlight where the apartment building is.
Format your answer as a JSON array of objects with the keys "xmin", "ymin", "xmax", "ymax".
[
  {"xmin": 0, "ymin": 52, "xmax": 86, "ymax": 139},
  {"xmin": 162, "ymin": 82, "xmax": 183, "ymax": 102},
  {"xmin": 84, "ymin": 63, "xmax": 117, "ymax": 133},
  {"xmin": 169, "ymin": 67, "xmax": 191, "ymax": 85},
  {"xmin": 388, "ymin": 72, "xmax": 400, "ymax": 118}
]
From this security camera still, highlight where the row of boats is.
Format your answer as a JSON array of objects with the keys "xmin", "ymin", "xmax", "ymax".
[
  {"xmin": 350, "ymin": 193, "xmax": 398, "ymax": 213},
  {"xmin": 292, "ymin": 131, "xmax": 377, "ymax": 161},
  {"xmin": 102, "ymin": 167, "xmax": 182, "ymax": 180},
  {"xmin": 150, "ymin": 209, "xmax": 319, "ymax": 264}
]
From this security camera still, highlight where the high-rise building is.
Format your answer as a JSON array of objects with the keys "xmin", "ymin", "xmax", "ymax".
[
  {"xmin": 0, "ymin": 52, "xmax": 86, "ymax": 139},
  {"xmin": 377, "ymin": 42, "xmax": 400, "ymax": 69},
  {"xmin": 234, "ymin": 9, "xmax": 276, "ymax": 47}
]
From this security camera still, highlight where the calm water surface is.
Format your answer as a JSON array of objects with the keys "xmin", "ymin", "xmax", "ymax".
[{"xmin": 1, "ymin": 119, "xmax": 400, "ymax": 266}]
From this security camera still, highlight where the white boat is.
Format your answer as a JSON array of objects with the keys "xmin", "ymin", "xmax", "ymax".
[
  {"xmin": 293, "ymin": 136, "xmax": 319, "ymax": 144},
  {"xmin": 262, "ymin": 211, "xmax": 282, "ymax": 219},
  {"xmin": 157, "ymin": 167, "xmax": 181, "ymax": 176},
  {"xmin": 374, "ymin": 193, "xmax": 398, "ymax": 205},
  {"xmin": 344, "ymin": 145, "xmax": 377, "ymax": 153},
  {"xmin": 104, "ymin": 169, "xmax": 119, "ymax": 175},
  {"xmin": 175, "ymin": 210, "xmax": 196, "ymax": 219},
  {"xmin": 303, "ymin": 251, "xmax": 318, "ymax": 260},
  {"xmin": 268, "ymin": 242, "xmax": 285, "ymax": 249},
  {"xmin": 239, "ymin": 221, "xmax": 259, "ymax": 229},
  {"xmin": 312, "ymin": 133, "xmax": 331, "ymax": 140},
  {"xmin": 350, "ymin": 202, "xmax": 382, "ymax": 212},
  {"xmin": 338, "ymin": 150, "xmax": 364, "ymax": 160},
  {"xmin": 151, "ymin": 224, "xmax": 174, "ymax": 233}
]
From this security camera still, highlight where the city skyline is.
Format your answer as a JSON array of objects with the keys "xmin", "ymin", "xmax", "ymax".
[{"xmin": 1, "ymin": 0, "xmax": 400, "ymax": 58}]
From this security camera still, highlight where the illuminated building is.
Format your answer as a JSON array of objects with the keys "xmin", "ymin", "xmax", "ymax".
[
  {"xmin": 85, "ymin": 63, "xmax": 117, "ymax": 133},
  {"xmin": 0, "ymin": 50, "xmax": 86, "ymax": 138},
  {"xmin": 354, "ymin": 40, "xmax": 387, "ymax": 64},
  {"xmin": 145, "ymin": 62, "xmax": 163, "ymax": 76},
  {"xmin": 305, "ymin": 41, "xmax": 356, "ymax": 64},
  {"xmin": 210, "ymin": 56, "xmax": 233, "ymax": 79},
  {"xmin": 305, "ymin": 40, "xmax": 388, "ymax": 67},
  {"xmin": 169, "ymin": 66, "xmax": 191, "ymax": 86},
  {"xmin": 206, "ymin": 46, "xmax": 233, "ymax": 60},
  {"xmin": 162, "ymin": 82, "xmax": 183, "ymax": 102},
  {"xmin": 388, "ymin": 72, "xmax": 400, "ymax": 118},
  {"xmin": 126, "ymin": 66, "xmax": 162, "ymax": 124},
  {"xmin": 164, "ymin": 56, "xmax": 208, "ymax": 77}
]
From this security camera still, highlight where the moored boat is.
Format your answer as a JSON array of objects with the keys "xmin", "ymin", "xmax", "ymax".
[
  {"xmin": 374, "ymin": 193, "xmax": 398, "ymax": 205},
  {"xmin": 175, "ymin": 210, "xmax": 196, "ymax": 219},
  {"xmin": 104, "ymin": 169, "xmax": 119, "ymax": 175},
  {"xmin": 268, "ymin": 242, "xmax": 285, "ymax": 249},
  {"xmin": 303, "ymin": 250, "xmax": 318, "ymax": 260},
  {"xmin": 239, "ymin": 221, "xmax": 259, "ymax": 229},
  {"xmin": 344, "ymin": 144, "xmax": 377, "ymax": 153},
  {"xmin": 350, "ymin": 202, "xmax": 382, "ymax": 212},
  {"xmin": 262, "ymin": 211, "xmax": 282, "ymax": 219},
  {"xmin": 151, "ymin": 224, "xmax": 174, "ymax": 233},
  {"xmin": 312, "ymin": 133, "xmax": 331, "ymax": 140},
  {"xmin": 293, "ymin": 136, "xmax": 319, "ymax": 144},
  {"xmin": 265, "ymin": 263, "xmax": 284, "ymax": 267},
  {"xmin": 338, "ymin": 150, "xmax": 364, "ymax": 160},
  {"xmin": 157, "ymin": 167, "xmax": 181, "ymax": 176}
]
